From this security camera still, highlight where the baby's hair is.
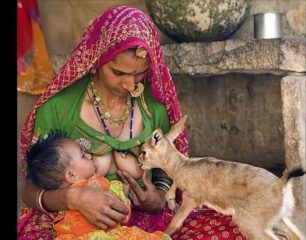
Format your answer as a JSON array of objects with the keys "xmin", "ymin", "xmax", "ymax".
[{"xmin": 26, "ymin": 130, "xmax": 69, "ymax": 190}]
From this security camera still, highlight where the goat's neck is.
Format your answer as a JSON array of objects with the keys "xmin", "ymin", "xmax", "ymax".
[{"xmin": 161, "ymin": 145, "xmax": 188, "ymax": 179}]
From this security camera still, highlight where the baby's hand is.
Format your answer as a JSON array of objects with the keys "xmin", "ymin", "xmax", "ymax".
[{"xmin": 108, "ymin": 180, "xmax": 131, "ymax": 223}]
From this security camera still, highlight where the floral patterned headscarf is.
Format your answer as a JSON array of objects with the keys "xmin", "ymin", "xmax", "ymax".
[{"xmin": 20, "ymin": 6, "xmax": 189, "ymax": 176}]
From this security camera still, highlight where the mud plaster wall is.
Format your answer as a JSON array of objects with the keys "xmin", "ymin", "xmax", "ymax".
[{"xmin": 174, "ymin": 74, "xmax": 284, "ymax": 169}]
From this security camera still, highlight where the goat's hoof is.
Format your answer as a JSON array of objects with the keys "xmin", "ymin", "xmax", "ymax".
[
  {"xmin": 165, "ymin": 227, "xmax": 176, "ymax": 235},
  {"xmin": 167, "ymin": 199, "xmax": 178, "ymax": 211},
  {"xmin": 162, "ymin": 234, "xmax": 172, "ymax": 240},
  {"xmin": 173, "ymin": 205, "xmax": 179, "ymax": 213}
]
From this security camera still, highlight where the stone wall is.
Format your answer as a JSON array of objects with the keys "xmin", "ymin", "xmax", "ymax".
[
  {"xmin": 166, "ymin": 38, "xmax": 306, "ymax": 234},
  {"xmin": 174, "ymin": 73, "xmax": 284, "ymax": 169}
]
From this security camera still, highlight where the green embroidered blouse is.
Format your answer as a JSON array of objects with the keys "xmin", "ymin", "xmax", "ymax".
[{"xmin": 34, "ymin": 75, "xmax": 170, "ymax": 182}]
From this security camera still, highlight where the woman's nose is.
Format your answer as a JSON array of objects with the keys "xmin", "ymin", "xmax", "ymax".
[{"xmin": 122, "ymin": 75, "xmax": 136, "ymax": 92}]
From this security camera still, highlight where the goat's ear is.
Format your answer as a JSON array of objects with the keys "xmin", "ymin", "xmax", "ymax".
[
  {"xmin": 165, "ymin": 115, "xmax": 187, "ymax": 142},
  {"xmin": 151, "ymin": 129, "xmax": 163, "ymax": 146}
]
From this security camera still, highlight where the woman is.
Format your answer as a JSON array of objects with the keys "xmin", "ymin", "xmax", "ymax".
[{"xmin": 18, "ymin": 6, "xmax": 245, "ymax": 240}]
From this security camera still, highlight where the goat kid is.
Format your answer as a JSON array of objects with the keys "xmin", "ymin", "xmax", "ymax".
[{"xmin": 138, "ymin": 116, "xmax": 305, "ymax": 240}]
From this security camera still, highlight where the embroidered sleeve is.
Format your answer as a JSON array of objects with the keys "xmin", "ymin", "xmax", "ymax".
[{"xmin": 33, "ymin": 99, "xmax": 62, "ymax": 141}]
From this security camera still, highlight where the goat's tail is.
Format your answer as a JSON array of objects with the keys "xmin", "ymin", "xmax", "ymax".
[{"xmin": 281, "ymin": 167, "xmax": 305, "ymax": 184}]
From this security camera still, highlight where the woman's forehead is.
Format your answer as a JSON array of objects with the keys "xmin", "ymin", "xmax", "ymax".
[{"xmin": 109, "ymin": 51, "xmax": 149, "ymax": 72}]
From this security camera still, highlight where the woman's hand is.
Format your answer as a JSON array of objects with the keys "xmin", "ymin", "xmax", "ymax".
[
  {"xmin": 117, "ymin": 170, "xmax": 166, "ymax": 213},
  {"xmin": 67, "ymin": 186, "xmax": 129, "ymax": 230}
]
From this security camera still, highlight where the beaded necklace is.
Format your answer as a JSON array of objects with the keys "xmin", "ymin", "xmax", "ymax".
[
  {"xmin": 90, "ymin": 81, "xmax": 131, "ymax": 126},
  {"xmin": 89, "ymin": 80, "xmax": 135, "ymax": 139}
]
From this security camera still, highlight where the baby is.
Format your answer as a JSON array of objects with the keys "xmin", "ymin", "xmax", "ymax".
[{"xmin": 26, "ymin": 130, "xmax": 170, "ymax": 240}]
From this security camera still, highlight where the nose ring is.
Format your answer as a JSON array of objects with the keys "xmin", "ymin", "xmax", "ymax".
[{"xmin": 130, "ymin": 82, "xmax": 144, "ymax": 97}]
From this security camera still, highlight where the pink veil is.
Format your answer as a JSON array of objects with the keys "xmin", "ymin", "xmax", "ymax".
[{"xmin": 20, "ymin": 6, "xmax": 189, "ymax": 176}]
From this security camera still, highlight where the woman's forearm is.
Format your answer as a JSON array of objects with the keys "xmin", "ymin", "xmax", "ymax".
[
  {"xmin": 21, "ymin": 180, "xmax": 42, "ymax": 209},
  {"xmin": 21, "ymin": 179, "xmax": 79, "ymax": 211},
  {"xmin": 42, "ymin": 187, "xmax": 74, "ymax": 211}
]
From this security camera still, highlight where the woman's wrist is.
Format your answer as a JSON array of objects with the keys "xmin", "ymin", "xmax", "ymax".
[
  {"xmin": 155, "ymin": 183, "xmax": 170, "ymax": 193},
  {"xmin": 37, "ymin": 189, "xmax": 51, "ymax": 214},
  {"xmin": 41, "ymin": 187, "xmax": 80, "ymax": 211},
  {"xmin": 156, "ymin": 188, "xmax": 167, "ymax": 210},
  {"xmin": 66, "ymin": 187, "xmax": 82, "ymax": 210}
]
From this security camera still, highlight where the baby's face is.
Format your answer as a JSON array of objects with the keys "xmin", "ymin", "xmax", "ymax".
[{"xmin": 61, "ymin": 140, "xmax": 96, "ymax": 180}]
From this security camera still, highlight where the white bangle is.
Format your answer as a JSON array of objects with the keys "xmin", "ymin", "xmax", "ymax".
[
  {"xmin": 154, "ymin": 181, "xmax": 171, "ymax": 192},
  {"xmin": 37, "ymin": 189, "xmax": 50, "ymax": 214}
]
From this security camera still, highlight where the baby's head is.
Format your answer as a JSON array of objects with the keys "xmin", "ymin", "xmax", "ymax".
[{"xmin": 26, "ymin": 130, "xmax": 96, "ymax": 190}]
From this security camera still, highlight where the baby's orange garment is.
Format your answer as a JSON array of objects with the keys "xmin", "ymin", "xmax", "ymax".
[
  {"xmin": 54, "ymin": 175, "xmax": 169, "ymax": 240},
  {"xmin": 54, "ymin": 227, "xmax": 169, "ymax": 240}
]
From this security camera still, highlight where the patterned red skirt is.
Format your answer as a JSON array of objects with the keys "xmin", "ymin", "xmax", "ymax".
[{"xmin": 18, "ymin": 204, "xmax": 246, "ymax": 240}]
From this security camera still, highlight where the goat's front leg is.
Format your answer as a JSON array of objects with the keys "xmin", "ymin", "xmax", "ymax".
[
  {"xmin": 165, "ymin": 182, "xmax": 178, "ymax": 212},
  {"xmin": 165, "ymin": 194, "xmax": 195, "ymax": 235}
]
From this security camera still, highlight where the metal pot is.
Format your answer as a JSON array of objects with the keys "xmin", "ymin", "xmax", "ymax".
[{"xmin": 253, "ymin": 12, "xmax": 282, "ymax": 39}]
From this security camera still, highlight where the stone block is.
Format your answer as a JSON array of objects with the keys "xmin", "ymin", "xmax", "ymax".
[
  {"xmin": 163, "ymin": 39, "xmax": 306, "ymax": 76},
  {"xmin": 281, "ymin": 75, "xmax": 306, "ymax": 236}
]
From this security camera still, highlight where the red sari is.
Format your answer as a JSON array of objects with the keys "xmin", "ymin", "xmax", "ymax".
[{"xmin": 18, "ymin": 6, "xmax": 245, "ymax": 240}]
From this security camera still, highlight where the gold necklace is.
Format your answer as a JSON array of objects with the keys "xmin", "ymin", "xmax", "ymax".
[{"xmin": 90, "ymin": 80, "xmax": 131, "ymax": 125}]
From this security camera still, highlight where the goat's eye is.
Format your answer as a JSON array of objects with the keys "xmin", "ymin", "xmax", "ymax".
[{"xmin": 142, "ymin": 151, "xmax": 146, "ymax": 156}]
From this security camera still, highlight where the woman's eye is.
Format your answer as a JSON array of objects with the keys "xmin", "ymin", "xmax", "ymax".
[
  {"xmin": 135, "ymin": 73, "xmax": 145, "ymax": 81},
  {"xmin": 135, "ymin": 73, "xmax": 144, "ymax": 77},
  {"xmin": 113, "ymin": 70, "xmax": 124, "ymax": 76}
]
